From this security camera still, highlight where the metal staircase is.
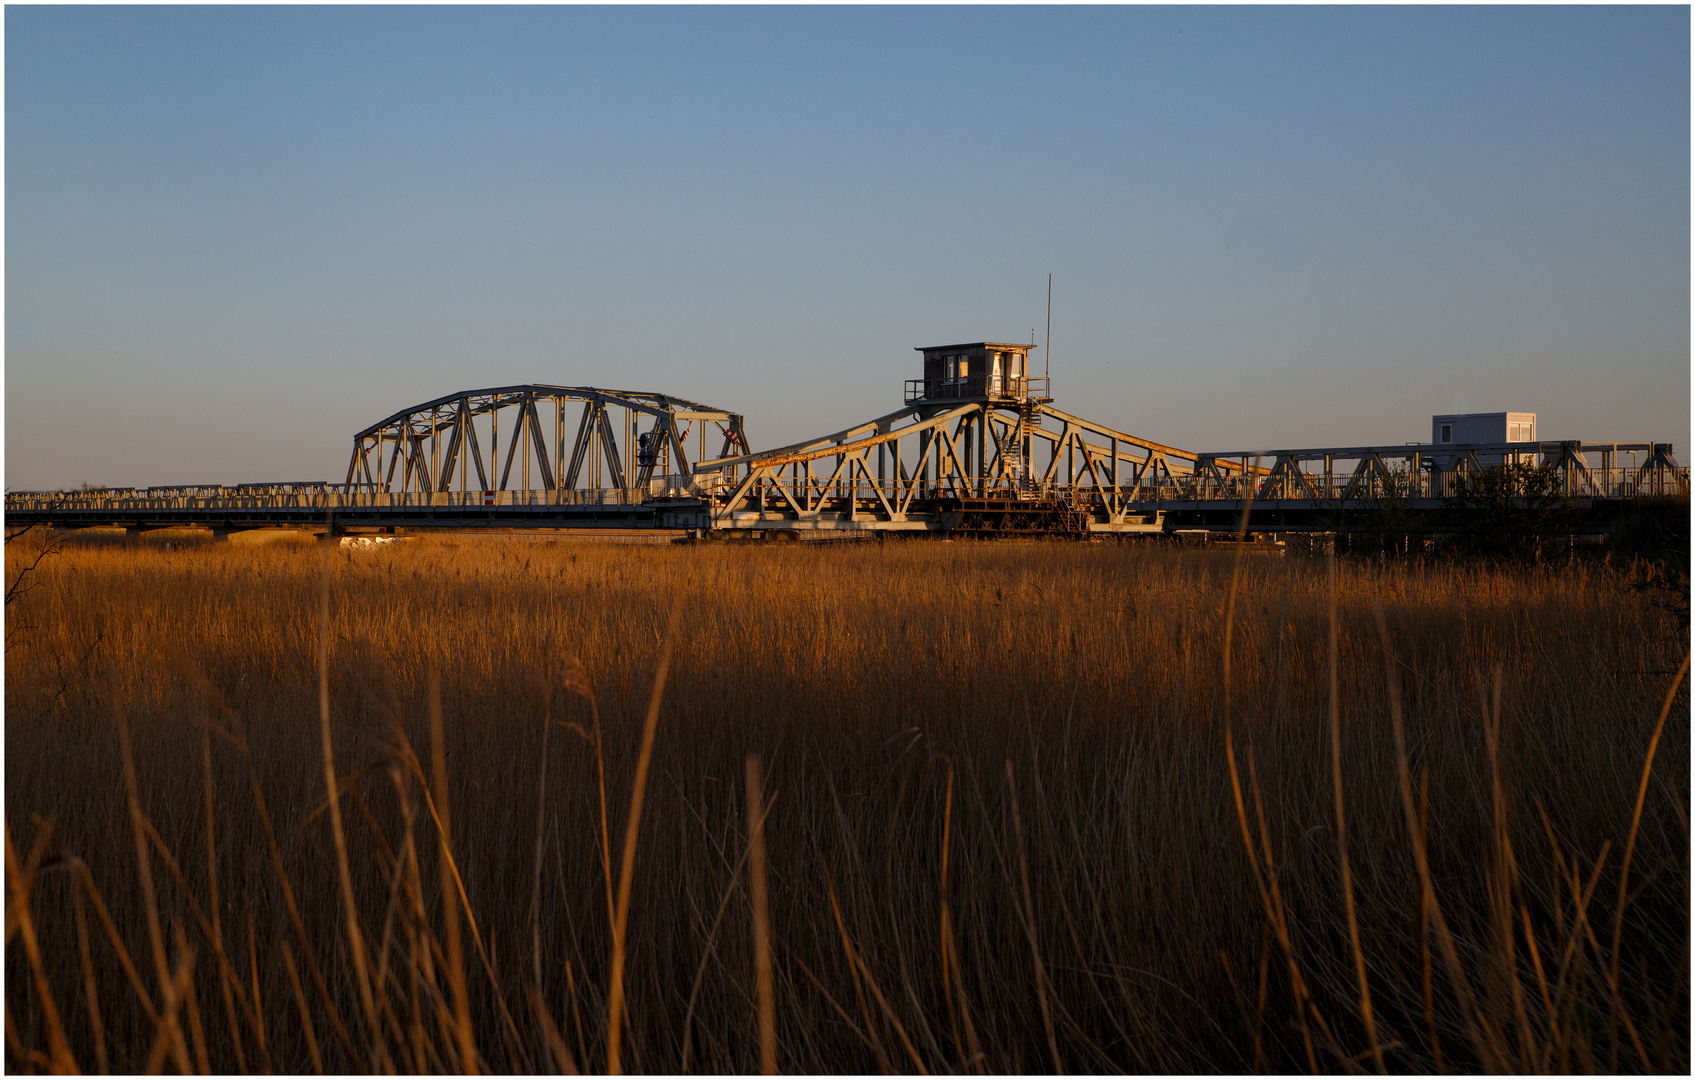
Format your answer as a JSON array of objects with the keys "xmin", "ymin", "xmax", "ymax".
[{"xmin": 993, "ymin": 403, "xmax": 1045, "ymax": 497}]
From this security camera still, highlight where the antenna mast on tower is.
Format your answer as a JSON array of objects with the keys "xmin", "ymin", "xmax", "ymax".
[{"xmin": 1045, "ymin": 274, "xmax": 1052, "ymax": 382}]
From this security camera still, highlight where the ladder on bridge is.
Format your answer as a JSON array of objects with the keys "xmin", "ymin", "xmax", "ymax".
[
  {"xmin": 993, "ymin": 403, "xmax": 1044, "ymax": 497},
  {"xmin": 1057, "ymin": 487, "xmax": 1092, "ymax": 534}
]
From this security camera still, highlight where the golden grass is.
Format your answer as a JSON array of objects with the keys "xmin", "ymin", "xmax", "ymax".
[{"xmin": 4, "ymin": 530, "xmax": 1688, "ymax": 1073}]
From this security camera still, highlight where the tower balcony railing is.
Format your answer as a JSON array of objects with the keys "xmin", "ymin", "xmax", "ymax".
[{"xmin": 905, "ymin": 375, "xmax": 1049, "ymax": 404}]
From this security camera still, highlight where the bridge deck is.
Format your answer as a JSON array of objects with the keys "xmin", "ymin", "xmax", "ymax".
[{"xmin": 7, "ymin": 470, "xmax": 1685, "ymax": 539}]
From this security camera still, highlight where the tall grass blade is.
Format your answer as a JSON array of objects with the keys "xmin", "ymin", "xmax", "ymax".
[
  {"xmin": 318, "ymin": 521, "xmax": 387, "ymax": 1072},
  {"xmin": 525, "ymin": 984, "xmax": 580, "ymax": 1075},
  {"xmin": 201, "ymin": 729, "xmax": 248, "ymax": 1074},
  {"xmin": 71, "ymin": 874, "xmax": 108, "ymax": 1073},
  {"xmin": 1374, "ymin": 602, "xmax": 1500, "ymax": 1070},
  {"xmin": 141, "ymin": 944, "xmax": 197, "ymax": 1075},
  {"xmin": 531, "ymin": 682, "xmax": 553, "ymax": 991},
  {"xmin": 430, "ymin": 669, "xmax": 478, "ymax": 1074},
  {"xmin": 280, "ymin": 938, "xmax": 324, "ymax": 1075},
  {"xmin": 1329, "ymin": 553, "xmax": 1384, "ymax": 1072},
  {"xmin": 175, "ymin": 919, "xmax": 213, "ymax": 1074},
  {"xmin": 1609, "ymin": 648, "xmax": 1689, "ymax": 1017},
  {"xmin": 745, "ymin": 754, "xmax": 778, "ymax": 1075},
  {"xmin": 3, "ymin": 824, "xmax": 76, "ymax": 1073},
  {"xmin": 1004, "ymin": 759, "xmax": 1062, "ymax": 1075},
  {"xmin": 606, "ymin": 599, "xmax": 682, "ymax": 1074},
  {"xmin": 116, "ymin": 705, "xmax": 193, "ymax": 1074}
]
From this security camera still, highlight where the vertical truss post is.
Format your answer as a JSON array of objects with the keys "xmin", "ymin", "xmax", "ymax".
[
  {"xmin": 555, "ymin": 396, "xmax": 565, "ymax": 500},
  {"xmin": 977, "ymin": 406, "xmax": 988, "ymax": 496}
]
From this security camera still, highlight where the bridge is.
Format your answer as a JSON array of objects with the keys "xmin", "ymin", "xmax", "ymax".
[{"xmin": 5, "ymin": 349, "xmax": 1686, "ymax": 541}]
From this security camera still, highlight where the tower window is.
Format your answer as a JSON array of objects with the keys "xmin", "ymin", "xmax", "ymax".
[{"xmin": 1440, "ymin": 425, "xmax": 1452, "ymax": 443}]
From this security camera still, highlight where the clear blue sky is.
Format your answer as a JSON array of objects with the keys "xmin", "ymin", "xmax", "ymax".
[{"xmin": 6, "ymin": 5, "xmax": 1689, "ymax": 488}]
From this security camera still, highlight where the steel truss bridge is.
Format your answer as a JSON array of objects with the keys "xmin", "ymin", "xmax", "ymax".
[{"xmin": 5, "ymin": 379, "xmax": 1686, "ymax": 540}]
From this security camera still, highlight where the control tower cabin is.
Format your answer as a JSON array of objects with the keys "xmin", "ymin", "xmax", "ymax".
[{"xmin": 907, "ymin": 342, "xmax": 1050, "ymax": 404}]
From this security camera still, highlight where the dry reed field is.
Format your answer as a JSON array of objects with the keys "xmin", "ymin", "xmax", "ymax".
[{"xmin": 4, "ymin": 529, "xmax": 1688, "ymax": 1073}]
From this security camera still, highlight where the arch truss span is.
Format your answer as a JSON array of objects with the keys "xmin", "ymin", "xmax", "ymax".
[{"xmin": 345, "ymin": 386, "xmax": 750, "ymax": 497}]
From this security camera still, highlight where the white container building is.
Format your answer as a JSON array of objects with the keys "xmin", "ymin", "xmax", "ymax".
[{"xmin": 1433, "ymin": 412, "xmax": 1537, "ymax": 446}]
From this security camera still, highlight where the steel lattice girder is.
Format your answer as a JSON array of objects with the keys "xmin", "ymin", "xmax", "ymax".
[
  {"xmin": 344, "ymin": 385, "xmax": 749, "ymax": 494},
  {"xmin": 1196, "ymin": 439, "xmax": 1685, "ymax": 501},
  {"xmin": 688, "ymin": 401, "xmax": 1688, "ymax": 532},
  {"xmin": 690, "ymin": 400, "xmax": 1249, "ymax": 528}
]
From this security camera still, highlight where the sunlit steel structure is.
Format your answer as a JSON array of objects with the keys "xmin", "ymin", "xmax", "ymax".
[
  {"xmin": 345, "ymin": 385, "xmax": 748, "ymax": 495},
  {"xmin": 685, "ymin": 341, "xmax": 1684, "ymax": 537},
  {"xmin": 5, "ymin": 343, "xmax": 1685, "ymax": 540}
]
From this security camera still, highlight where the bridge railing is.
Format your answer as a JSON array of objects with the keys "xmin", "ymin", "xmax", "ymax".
[
  {"xmin": 1072, "ymin": 466, "xmax": 1689, "ymax": 504},
  {"xmin": 5, "ymin": 475, "xmax": 714, "ymax": 515},
  {"xmin": 694, "ymin": 460, "xmax": 1691, "ymax": 508},
  {"xmin": 904, "ymin": 376, "xmax": 1050, "ymax": 404},
  {"xmin": 8, "ymin": 463, "xmax": 1687, "ymax": 520}
]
